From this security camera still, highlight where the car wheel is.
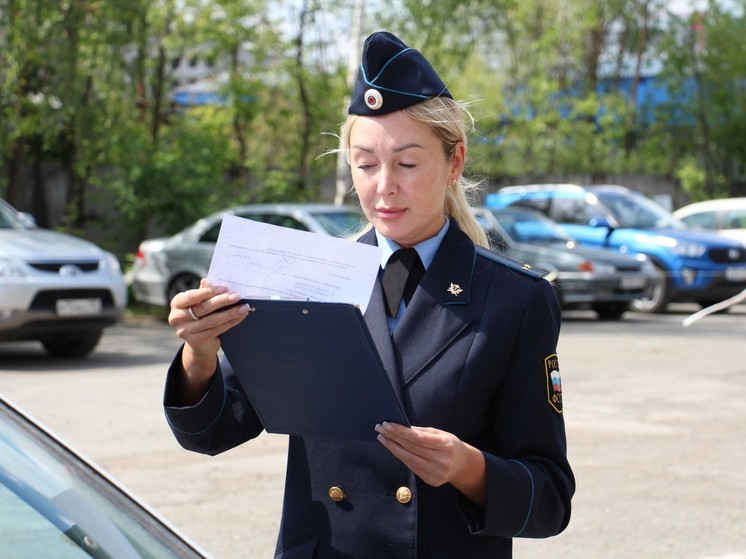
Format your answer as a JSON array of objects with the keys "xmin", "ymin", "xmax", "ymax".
[
  {"xmin": 167, "ymin": 273, "xmax": 202, "ymax": 306},
  {"xmin": 40, "ymin": 329, "xmax": 103, "ymax": 357},
  {"xmin": 592, "ymin": 302, "xmax": 628, "ymax": 320},
  {"xmin": 630, "ymin": 262, "xmax": 670, "ymax": 313}
]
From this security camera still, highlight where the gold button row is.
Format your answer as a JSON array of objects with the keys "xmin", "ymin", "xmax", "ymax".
[{"xmin": 327, "ymin": 486, "xmax": 412, "ymax": 504}]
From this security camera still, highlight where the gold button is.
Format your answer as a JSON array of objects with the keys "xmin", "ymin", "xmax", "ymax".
[
  {"xmin": 328, "ymin": 486, "xmax": 345, "ymax": 502},
  {"xmin": 395, "ymin": 486, "xmax": 412, "ymax": 504}
]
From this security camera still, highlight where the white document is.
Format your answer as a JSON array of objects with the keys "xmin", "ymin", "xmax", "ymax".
[{"xmin": 206, "ymin": 214, "xmax": 382, "ymax": 313}]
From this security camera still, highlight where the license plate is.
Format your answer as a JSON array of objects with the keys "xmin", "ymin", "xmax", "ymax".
[
  {"xmin": 620, "ymin": 277, "xmax": 647, "ymax": 289},
  {"xmin": 56, "ymin": 298, "xmax": 102, "ymax": 316},
  {"xmin": 725, "ymin": 267, "xmax": 746, "ymax": 282}
]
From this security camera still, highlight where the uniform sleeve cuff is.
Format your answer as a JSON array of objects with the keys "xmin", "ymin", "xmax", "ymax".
[
  {"xmin": 456, "ymin": 492, "xmax": 486, "ymax": 534},
  {"xmin": 163, "ymin": 344, "xmax": 226, "ymax": 434}
]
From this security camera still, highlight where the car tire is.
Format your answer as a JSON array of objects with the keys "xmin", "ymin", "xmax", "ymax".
[
  {"xmin": 167, "ymin": 273, "xmax": 202, "ymax": 306},
  {"xmin": 630, "ymin": 262, "xmax": 670, "ymax": 313},
  {"xmin": 592, "ymin": 302, "xmax": 628, "ymax": 320},
  {"xmin": 40, "ymin": 329, "xmax": 103, "ymax": 357}
]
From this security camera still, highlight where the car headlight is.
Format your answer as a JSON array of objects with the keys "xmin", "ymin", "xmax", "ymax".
[
  {"xmin": 671, "ymin": 241, "xmax": 706, "ymax": 258},
  {"xmin": 100, "ymin": 252, "xmax": 123, "ymax": 275},
  {"xmin": 635, "ymin": 234, "xmax": 706, "ymax": 258},
  {"xmin": 579, "ymin": 261, "xmax": 615, "ymax": 274},
  {"xmin": 591, "ymin": 262, "xmax": 616, "ymax": 274},
  {"xmin": 0, "ymin": 257, "xmax": 26, "ymax": 278}
]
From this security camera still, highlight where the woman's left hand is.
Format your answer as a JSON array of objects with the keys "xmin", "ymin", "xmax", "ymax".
[{"xmin": 375, "ymin": 422, "xmax": 487, "ymax": 506}]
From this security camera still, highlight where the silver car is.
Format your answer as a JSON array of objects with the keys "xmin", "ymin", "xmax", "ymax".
[
  {"xmin": 0, "ymin": 198, "xmax": 127, "ymax": 356},
  {"xmin": 130, "ymin": 203, "xmax": 366, "ymax": 307}
]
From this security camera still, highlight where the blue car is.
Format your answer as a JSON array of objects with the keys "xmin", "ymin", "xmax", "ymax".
[
  {"xmin": 473, "ymin": 207, "xmax": 660, "ymax": 320},
  {"xmin": 484, "ymin": 184, "xmax": 746, "ymax": 312}
]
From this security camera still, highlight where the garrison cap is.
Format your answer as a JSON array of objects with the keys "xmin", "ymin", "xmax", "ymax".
[{"xmin": 348, "ymin": 31, "xmax": 452, "ymax": 116}]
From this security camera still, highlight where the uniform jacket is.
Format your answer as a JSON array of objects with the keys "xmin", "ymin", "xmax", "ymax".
[{"xmin": 164, "ymin": 220, "xmax": 575, "ymax": 559}]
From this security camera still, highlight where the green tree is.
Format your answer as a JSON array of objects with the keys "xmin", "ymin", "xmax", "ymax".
[
  {"xmin": 1, "ymin": 0, "xmax": 71, "ymax": 222},
  {"xmin": 4, "ymin": 0, "xmax": 746, "ymax": 255},
  {"xmin": 0, "ymin": 0, "xmax": 165, "ymax": 239},
  {"xmin": 658, "ymin": 2, "xmax": 746, "ymax": 199}
]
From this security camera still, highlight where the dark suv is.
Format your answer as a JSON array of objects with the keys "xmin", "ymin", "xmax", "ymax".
[{"xmin": 484, "ymin": 184, "xmax": 746, "ymax": 312}]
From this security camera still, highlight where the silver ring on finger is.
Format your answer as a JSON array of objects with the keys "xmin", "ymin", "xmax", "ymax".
[{"xmin": 187, "ymin": 305, "xmax": 200, "ymax": 321}]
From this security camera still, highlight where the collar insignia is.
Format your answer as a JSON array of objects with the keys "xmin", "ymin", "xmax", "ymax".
[{"xmin": 447, "ymin": 283, "xmax": 463, "ymax": 296}]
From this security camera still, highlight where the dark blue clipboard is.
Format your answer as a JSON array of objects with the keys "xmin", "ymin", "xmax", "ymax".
[{"xmin": 219, "ymin": 299, "xmax": 409, "ymax": 441}]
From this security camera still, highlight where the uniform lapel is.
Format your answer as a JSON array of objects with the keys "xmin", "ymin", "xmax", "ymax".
[
  {"xmin": 358, "ymin": 229, "xmax": 404, "ymax": 404},
  {"xmin": 393, "ymin": 222, "xmax": 478, "ymax": 387}
]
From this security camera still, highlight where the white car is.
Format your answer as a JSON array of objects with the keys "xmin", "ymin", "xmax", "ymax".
[
  {"xmin": 673, "ymin": 197, "xmax": 746, "ymax": 247},
  {"xmin": 130, "ymin": 203, "xmax": 366, "ymax": 307},
  {"xmin": 0, "ymin": 198, "xmax": 127, "ymax": 357}
]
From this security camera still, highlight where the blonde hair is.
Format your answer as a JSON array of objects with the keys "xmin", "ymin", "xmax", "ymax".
[{"xmin": 342, "ymin": 97, "xmax": 489, "ymax": 248}]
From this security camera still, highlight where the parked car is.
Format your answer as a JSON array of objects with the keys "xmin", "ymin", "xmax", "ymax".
[
  {"xmin": 130, "ymin": 203, "xmax": 366, "ymax": 307},
  {"xmin": 673, "ymin": 197, "xmax": 746, "ymax": 247},
  {"xmin": 473, "ymin": 207, "xmax": 659, "ymax": 319},
  {"xmin": 0, "ymin": 198, "xmax": 127, "ymax": 356},
  {"xmin": 0, "ymin": 393, "xmax": 211, "ymax": 558},
  {"xmin": 483, "ymin": 184, "xmax": 746, "ymax": 312}
]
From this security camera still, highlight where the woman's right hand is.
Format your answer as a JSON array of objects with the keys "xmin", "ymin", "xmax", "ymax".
[{"xmin": 168, "ymin": 279, "xmax": 251, "ymax": 402}]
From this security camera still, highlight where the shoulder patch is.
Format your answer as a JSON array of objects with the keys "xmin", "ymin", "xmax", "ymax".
[
  {"xmin": 476, "ymin": 246, "xmax": 548, "ymax": 280},
  {"xmin": 545, "ymin": 354, "xmax": 563, "ymax": 414}
]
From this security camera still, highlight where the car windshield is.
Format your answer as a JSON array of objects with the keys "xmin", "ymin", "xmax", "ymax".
[
  {"xmin": 491, "ymin": 209, "xmax": 573, "ymax": 243},
  {"xmin": 310, "ymin": 210, "xmax": 365, "ymax": 238},
  {"xmin": 0, "ymin": 199, "xmax": 33, "ymax": 230},
  {"xmin": 0, "ymin": 401, "xmax": 203, "ymax": 558},
  {"xmin": 594, "ymin": 191, "xmax": 686, "ymax": 230}
]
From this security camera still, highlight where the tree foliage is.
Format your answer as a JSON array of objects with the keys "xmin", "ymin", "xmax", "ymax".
[
  {"xmin": 1, "ymin": 0, "xmax": 745, "ymax": 256},
  {"xmin": 658, "ymin": 1, "xmax": 746, "ymax": 199}
]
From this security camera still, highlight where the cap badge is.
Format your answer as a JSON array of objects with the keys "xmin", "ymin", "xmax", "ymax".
[
  {"xmin": 447, "ymin": 283, "xmax": 463, "ymax": 296},
  {"xmin": 364, "ymin": 88, "xmax": 383, "ymax": 110}
]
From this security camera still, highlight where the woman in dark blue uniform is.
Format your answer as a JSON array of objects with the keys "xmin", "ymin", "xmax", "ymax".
[{"xmin": 164, "ymin": 31, "xmax": 574, "ymax": 558}]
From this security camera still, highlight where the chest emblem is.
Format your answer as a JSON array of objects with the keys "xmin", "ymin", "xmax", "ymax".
[{"xmin": 447, "ymin": 283, "xmax": 463, "ymax": 296}]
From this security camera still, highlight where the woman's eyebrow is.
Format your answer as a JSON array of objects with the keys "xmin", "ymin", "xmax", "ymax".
[
  {"xmin": 394, "ymin": 142, "xmax": 425, "ymax": 153},
  {"xmin": 351, "ymin": 144, "xmax": 374, "ymax": 153},
  {"xmin": 351, "ymin": 142, "xmax": 425, "ymax": 153}
]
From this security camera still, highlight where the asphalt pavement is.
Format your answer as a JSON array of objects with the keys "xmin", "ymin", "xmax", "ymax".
[{"xmin": 0, "ymin": 303, "xmax": 745, "ymax": 559}]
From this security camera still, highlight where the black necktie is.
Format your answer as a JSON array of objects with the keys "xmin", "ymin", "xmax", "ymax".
[{"xmin": 382, "ymin": 248, "xmax": 425, "ymax": 318}]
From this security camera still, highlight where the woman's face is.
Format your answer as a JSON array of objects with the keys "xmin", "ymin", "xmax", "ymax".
[{"xmin": 349, "ymin": 110, "xmax": 464, "ymax": 247}]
